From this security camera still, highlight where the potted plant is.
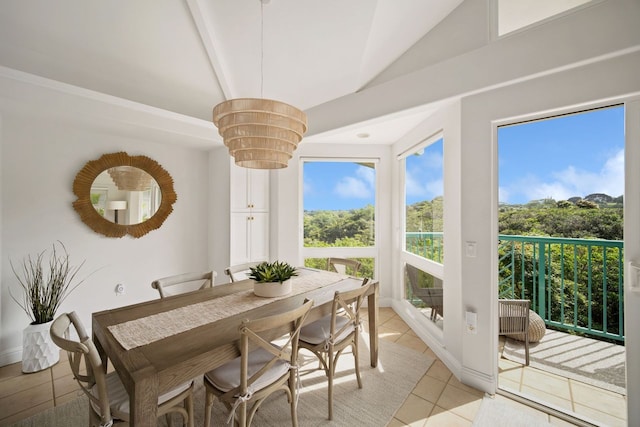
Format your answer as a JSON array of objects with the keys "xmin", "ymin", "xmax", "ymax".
[
  {"xmin": 10, "ymin": 241, "xmax": 87, "ymax": 373},
  {"xmin": 249, "ymin": 261, "xmax": 298, "ymax": 297}
]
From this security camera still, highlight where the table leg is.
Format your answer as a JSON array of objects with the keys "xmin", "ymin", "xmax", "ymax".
[
  {"xmin": 129, "ymin": 371, "xmax": 159, "ymax": 427},
  {"xmin": 92, "ymin": 332, "xmax": 108, "ymax": 374},
  {"xmin": 367, "ymin": 284, "xmax": 379, "ymax": 367}
]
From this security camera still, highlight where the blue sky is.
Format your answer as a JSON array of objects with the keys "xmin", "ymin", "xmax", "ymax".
[
  {"xmin": 303, "ymin": 161, "xmax": 376, "ymax": 211},
  {"xmin": 302, "ymin": 105, "xmax": 624, "ymax": 210},
  {"xmin": 499, "ymin": 105, "xmax": 624, "ymax": 204}
]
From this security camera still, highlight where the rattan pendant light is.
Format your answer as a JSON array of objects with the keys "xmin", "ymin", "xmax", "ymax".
[{"xmin": 212, "ymin": 0, "xmax": 307, "ymax": 169}]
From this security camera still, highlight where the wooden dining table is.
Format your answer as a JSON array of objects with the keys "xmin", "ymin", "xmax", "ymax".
[{"xmin": 91, "ymin": 269, "xmax": 379, "ymax": 426}]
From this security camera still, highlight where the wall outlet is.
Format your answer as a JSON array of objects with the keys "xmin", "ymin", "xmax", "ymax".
[
  {"xmin": 115, "ymin": 283, "xmax": 125, "ymax": 295},
  {"xmin": 465, "ymin": 311, "xmax": 477, "ymax": 334}
]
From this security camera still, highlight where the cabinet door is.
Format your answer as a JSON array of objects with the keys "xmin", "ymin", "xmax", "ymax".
[
  {"xmin": 249, "ymin": 212, "xmax": 269, "ymax": 262},
  {"xmin": 230, "ymin": 164, "xmax": 270, "ymax": 211},
  {"xmin": 230, "ymin": 212, "xmax": 251, "ymax": 265},
  {"xmin": 230, "ymin": 162, "xmax": 250, "ymax": 211},
  {"xmin": 247, "ymin": 169, "xmax": 269, "ymax": 211}
]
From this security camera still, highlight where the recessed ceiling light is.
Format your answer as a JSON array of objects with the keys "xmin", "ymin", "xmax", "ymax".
[{"xmin": 357, "ymin": 133, "xmax": 370, "ymax": 139}]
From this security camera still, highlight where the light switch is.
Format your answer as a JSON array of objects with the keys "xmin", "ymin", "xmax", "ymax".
[
  {"xmin": 629, "ymin": 262, "xmax": 640, "ymax": 292},
  {"xmin": 466, "ymin": 241, "xmax": 477, "ymax": 258}
]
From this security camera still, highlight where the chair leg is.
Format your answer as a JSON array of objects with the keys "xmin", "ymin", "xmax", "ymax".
[
  {"xmin": 353, "ymin": 340, "xmax": 363, "ymax": 389},
  {"xmin": 204, "ymin": 390, "xmax": 214, "ymax": 427},
  {"xmin": 238, "ymin": 400, "xmax": 247, "ymax": 427},
  {"xmin": 524, "ymin": 336, "xmax": 530, "ymax": 366},
  {"xmin": 327, "ymin": 351, "xmax": 334, "ymax": 421},
  {"xmin": 290, "ymin": 372, "xmax": 299, "ymax": 427},
  {"xmin": 186, "ymin": 392, "xmax": 195, "ymax": 427}
]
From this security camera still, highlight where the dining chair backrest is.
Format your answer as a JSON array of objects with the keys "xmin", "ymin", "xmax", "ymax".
[
  {"xmin": 50, "ymin": 312, "xmax": 113, "ymax": 426},
  {"xmin": 203, "ymin": 299, "xmax": 314, "ymax": 426},
  {"xmin": 298, "ymin": 278, "xmax": 371, "ymax": 420},
  {"xmin": 51, "ymin": 312, "xmax": 196, "ymax": 426},
  {"xmin": 327, "ymin": 257, "xmax": 361, "ymax": 277},
  {"xmin": 224, "ymin": 262, "xmax": 261, "ymax": 283},
  {"xmin": 151, "ymin": 270, "xmax": 216, "ymax": 298}
]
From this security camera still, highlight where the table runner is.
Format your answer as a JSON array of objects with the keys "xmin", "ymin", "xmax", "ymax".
[{"xmin": 108, "ymin": 270, "xmax": 348, "ymax": 350}]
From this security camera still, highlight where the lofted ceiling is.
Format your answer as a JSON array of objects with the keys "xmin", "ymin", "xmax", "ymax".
[{"xmin": 0, "ymin": 0, "xmax": 464, "ymax": 146}]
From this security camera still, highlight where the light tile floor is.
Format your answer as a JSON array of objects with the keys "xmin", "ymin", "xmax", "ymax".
[
  {"xmin": 498, "ymin": 337, "xmax": 627, "ymax": 427},
  {"xmin": 0, "ymin": 307, "xmax": 615, "ymax": 426}
]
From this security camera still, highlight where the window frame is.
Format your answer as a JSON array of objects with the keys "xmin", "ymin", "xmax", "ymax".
[
  {"xmin": 299, "ymin": 157, "xmax": 380, "ymax": 278},
  {"xmin": 399, "ymin": 133, "xmax": 445, "ymax": 278}
]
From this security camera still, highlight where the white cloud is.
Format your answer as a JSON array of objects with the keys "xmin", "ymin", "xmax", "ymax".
[
  {"xmin": 502, "ymin": 149, "xmax": 624, "ymax": 203},
  {"xmin": 405, "ymin": 168, "xmax": 443, "ymax": 200},
  {"xmin": 332, "ymin": 165, "xmax": 376, "ymax": 199},
  {"xmin": 334, "ymin": 176, "xmax": 372, "ymax": 199},
  {"xmin": 356, "ymin": 166, "xmax": 375, "ymax": 188}
]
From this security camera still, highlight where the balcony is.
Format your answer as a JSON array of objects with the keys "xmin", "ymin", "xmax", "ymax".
[
  {"xmin": 406, "ymin": 232, "xmax": 625, "ymax": 342},
  {"xmin": 406, "ymin": 232, "xmax": 627, "ymax": 424}
]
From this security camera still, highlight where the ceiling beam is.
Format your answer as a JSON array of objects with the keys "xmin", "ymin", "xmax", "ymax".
[{"xmin": 186, "ymin": 0, "xmax": 233, "ymax": 100}]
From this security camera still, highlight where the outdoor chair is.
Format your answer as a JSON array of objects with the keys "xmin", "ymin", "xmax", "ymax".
[
  {"xmin": 50, "ymin": 312, "xmax": 195, "ymax": 427},
  {"xmin": 151, "ymin": 271, "xmax": 216, "ymax": 298},
  {"xmin": 298, "ymin": 278, "xmax": 371, "ymax": 420},
  {"xmin": 327, "ymin": 257, "xmax": 361, "ymax": 276},
  {"xmin": 203, "ymin": 300, "xmax": 314, "ymax": 427},
  {"xmin": 405, "ymin": 263, "xmax": 443, "ymax": 321},
  {"xmin": 498, "ymin": 299, "xmax": 531, "ymax": 365}
]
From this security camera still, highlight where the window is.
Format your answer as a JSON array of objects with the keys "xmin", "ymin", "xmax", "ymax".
[
  {"xmin": 404, "ymin": 138, "xmax": 444, "ymax": 263},
  {"xmin": 401, "ymin": 135, "xmax": 445, "ymax": 327},
  {"xmin": 302, "ymin": 160, "xmax": 377, "ymax": 278}
]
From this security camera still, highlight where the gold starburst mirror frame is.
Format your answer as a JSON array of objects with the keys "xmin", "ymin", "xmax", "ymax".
[{"xmin": 72, "ymin": 152, "xmax": 177, "ymax": 238}]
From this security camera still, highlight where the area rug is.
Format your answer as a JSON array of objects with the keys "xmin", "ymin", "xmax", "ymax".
[
  {"xmin": 472, "ymin": 396, "xmax": 552, "ymax": 427},
  {"xmin": 503, "ymin": 329, "xmax": 626, "ymax": 395},
  {"xmin": 9, "ymin": 336, "xmax": 434, "ymax": 427}
]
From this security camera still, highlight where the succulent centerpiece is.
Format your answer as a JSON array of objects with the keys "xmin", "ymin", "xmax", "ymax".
[{"xmin": 249, "ymin": 261, "xmax": 298, "ymax": 297}]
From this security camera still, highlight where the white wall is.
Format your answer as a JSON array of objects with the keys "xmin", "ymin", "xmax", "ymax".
[{"xmin": 0, "ymin": 113, "xmax": 212, "ymax": 365}]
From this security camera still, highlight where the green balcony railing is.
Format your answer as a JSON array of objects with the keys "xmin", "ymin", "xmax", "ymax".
[
  {"xmin": 498, "ymin": 235, "xmax": 624, "ymax": 342},
  {"xmin": 406, "ymin": 232, "xmax": 625, "ymax": 342},
  {"xmin": 406, "ymin": 232, "xmax": 444, "ymax": 263}
]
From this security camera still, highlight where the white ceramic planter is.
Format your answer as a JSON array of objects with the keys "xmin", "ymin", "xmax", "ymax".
[
  {"xmin": 22, "ymin": 321, "xmax": 59, "ymax": 373},
  {"xmin": 253, "ymin": 279, "xmax": 292, "ymax": 298}
]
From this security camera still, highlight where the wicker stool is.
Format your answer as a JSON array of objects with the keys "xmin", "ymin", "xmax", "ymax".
[{"xmin": 511, "ymin": 310, "xmax": 546, "ymax": 343}]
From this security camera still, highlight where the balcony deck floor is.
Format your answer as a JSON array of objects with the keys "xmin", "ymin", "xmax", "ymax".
[{"xmin": 499, "ymin": 334, "xmax": 627, "ymax": 426}]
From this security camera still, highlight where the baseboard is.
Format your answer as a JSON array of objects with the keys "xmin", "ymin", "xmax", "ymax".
[
  {"xmin": 391, "ymin": 300, "xmax": 462, "ymax": 376},
  {"xmin": 460, "ymin": 365, "xmax": 495, "ymax": 394},
  {"xmin": 0, "ymin": 346, "xmax": 22, "ymax": 367}
]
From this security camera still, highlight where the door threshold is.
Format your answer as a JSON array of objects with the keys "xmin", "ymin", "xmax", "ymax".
[{"xmin": 497, "ymin": 387, "xmax": 602, "ymax": 427}]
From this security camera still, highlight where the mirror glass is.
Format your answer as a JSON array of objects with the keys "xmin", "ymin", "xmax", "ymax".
[
  {"xmin": 73, "ymin": 152, "xmax": 176, "ymax": 238},
  {"xmin": 91, "ymin": 167, "xmax": 162, "ymax": 225}
]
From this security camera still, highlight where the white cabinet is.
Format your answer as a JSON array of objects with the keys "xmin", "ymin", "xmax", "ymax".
[
  {"xmin": 230, "ymin": 165, "xmax": 269, "ymax": 212},
  {"xmin": 230, "ymin": 212, "xmax": 269, "ymax": 265},
  {"xmin": 230, "ymin": 162, "xmax": 269, "ymax": 265}
]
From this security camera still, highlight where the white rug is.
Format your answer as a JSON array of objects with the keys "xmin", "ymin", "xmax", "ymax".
[
  {"xmin": 472, "ymin": 396, "xmax": 552, "ymax": 427},
  {"xmin": 10, "ymin": 336, "xmax": 434, "ymax": 427},
  {"xmin": 503, "ymin": 329, "xmax": 626, "ymax": 395}
]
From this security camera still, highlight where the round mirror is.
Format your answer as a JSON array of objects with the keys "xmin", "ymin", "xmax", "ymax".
[
  {"xmin": 91, "ymin": 168, "xmax": 161, "ymax": 225},
  {"xmin": 72, "ymin": 152, "xmax": 177, "ymax": 238}
]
